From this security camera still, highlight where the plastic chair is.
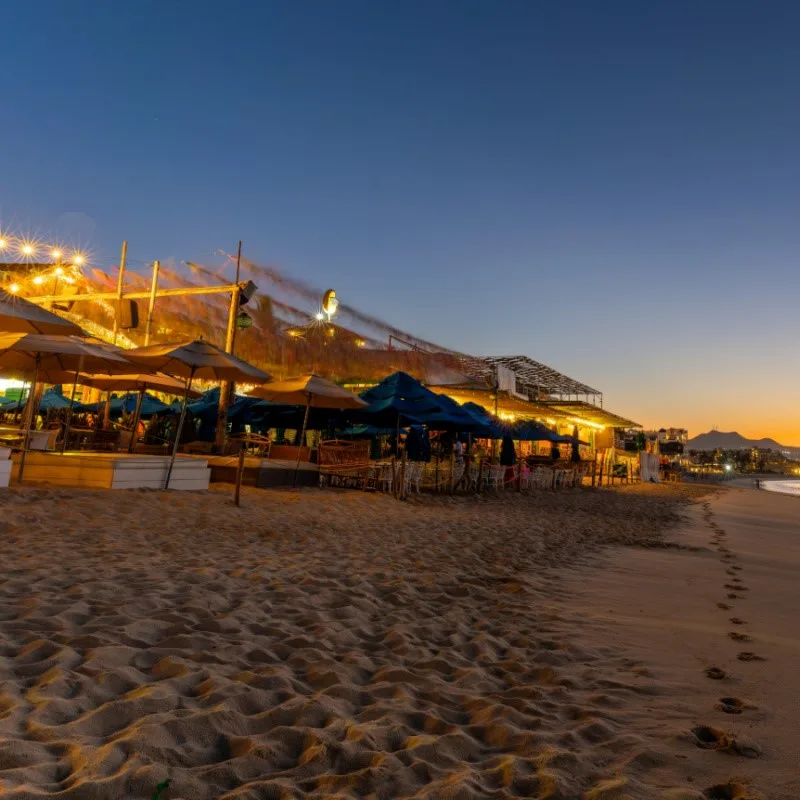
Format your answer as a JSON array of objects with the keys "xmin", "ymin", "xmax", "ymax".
[
  {"xmin": 487, "ymin": 464, "xmax": 506, "ymax": 490},
  {"xmin": 377, "ymin": 463, "xmax": 394, "ymax": 493}
]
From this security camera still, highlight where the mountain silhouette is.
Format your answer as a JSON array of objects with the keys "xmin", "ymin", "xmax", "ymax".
[{"xmin": 688, "ymin": 430, "xmax": 791, "ymax": 452}]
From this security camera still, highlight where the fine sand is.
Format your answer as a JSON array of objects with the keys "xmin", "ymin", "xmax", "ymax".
[{"xmin": 0, "ymin": 483, "xmax": 794, "ymax": 798}]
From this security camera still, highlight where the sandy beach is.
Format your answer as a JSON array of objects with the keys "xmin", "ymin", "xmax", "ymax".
[{"xmin": 0, "ymin": 483, "xmax": 795, "ymax": 799}]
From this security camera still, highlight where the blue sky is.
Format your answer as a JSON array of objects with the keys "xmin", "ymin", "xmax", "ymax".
[{"xmin": 2, "ymin": 1, "xmax": 800, "ymax": 439}]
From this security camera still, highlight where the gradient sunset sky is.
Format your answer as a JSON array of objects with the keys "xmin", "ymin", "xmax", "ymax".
[{"xmin": 2, "ymin": 1, "xmax": 799, "ymax": 441}]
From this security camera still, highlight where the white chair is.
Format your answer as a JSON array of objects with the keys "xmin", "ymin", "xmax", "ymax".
[
  {"xmin": 487, "ymin": 464, "xmax": 506, "ymax": 490},
  {"xmin": 446, "ymin": 462, "xmax": 465, "ymax": 491},
  {"xmin": 535, "ymin": 467, "xmax": 553, "ymax": 489},
  {"xmin": 377, "ymin": 463, "xmax": 394, "ymax": 493},
  {"xmin": 520, "ymin": 466, "xmax": 533, "ymax": 489},
  {"xmin": 404, "ymin": 461, "xmax": 423, "ymax": 494}
]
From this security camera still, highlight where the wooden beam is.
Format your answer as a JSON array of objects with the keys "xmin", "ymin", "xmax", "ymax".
[{"xmin": 25, "ymin": 282, "xmax": 249, "ymax": 304}]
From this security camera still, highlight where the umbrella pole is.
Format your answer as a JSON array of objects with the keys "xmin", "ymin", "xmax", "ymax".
[
  {"xmin": 292, "ymin": 396, "xmax": 311, "ymax": 488},
  {"xmin": 165, "ymin": 369, "xmax": 195, "ymax": 490},
  {"xmin": 18, "ymin": 355, "xmax": 41, "ymax": 483},
  {"xmin": 61, "ymin": 363, "xmax": 83, "ymax": 454},
  {"xmin": 128, "ymin": 388, "xmax": 145, "ymax": 454},
  {"xmin": 102, "ymin": 389, "xmax": 112, "ymax": 429}
]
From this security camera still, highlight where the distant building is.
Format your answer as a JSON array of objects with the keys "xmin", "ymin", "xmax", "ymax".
[{"xmin": 655, "ymin": 428, "xmax": 689, "ymax": 444}]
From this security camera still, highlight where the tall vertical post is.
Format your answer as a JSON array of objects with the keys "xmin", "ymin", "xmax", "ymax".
[
  {"xmin": 214, "ymin": 241, "xmax": 243, "ymax": 452},
  {"xmin": 112, "ymin": 240, "xmax": 127, "ymax": 345},
  {"xmin": 144, "ymin": 260, "xmax": 160, "ymax": 346}
]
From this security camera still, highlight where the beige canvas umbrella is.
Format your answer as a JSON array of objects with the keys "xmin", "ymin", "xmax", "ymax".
[
  {"xmin": 251, "ymin": 373, "xmax": 366, "ymax": 485},
  {"xmin": 125, "ymin": 339, "xmax": 272, "ymax": 488},
  {"xmin": 0, "ymin": 333, "xmax": 135, "ymax": 481},
  {"xmin": 0, "ymin": 289, "xmax": 83, "ymax": 335},
  {"xmin": 41, "ymin": 372, "xmax": 202, "ymax": 453}
]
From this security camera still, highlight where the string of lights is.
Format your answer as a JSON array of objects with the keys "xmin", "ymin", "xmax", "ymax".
[{"xmin": 0, "ymin": 233, "xmax": 88, "ymax": 267}]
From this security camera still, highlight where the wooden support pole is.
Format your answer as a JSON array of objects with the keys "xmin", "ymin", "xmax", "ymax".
[
  {"xmin": 234, "ymin": 444, "xmax": 246, "ymax": 506},
  {"xmin": 215, "ymin": 243, "xmax": 242, "ymax": 452},
  {"xmin": 215, "ymin": 284, "xmax": 241, "ymax": 452},
  {"xmin": 144, "ymin": 260, "xmax": 160, "ymax": 346},
  {"xmin": 400, "ymin": 450, "xmax": 407, "ymax": 500},
  {"xmin": 112, "ymin": 240, "xmax": 127, "ymax": 345}
]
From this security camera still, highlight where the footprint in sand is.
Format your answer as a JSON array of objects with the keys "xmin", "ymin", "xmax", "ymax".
[
  {"xmin": 737, "ymin": 651, "xmax": 766, "ymax": 662},
  {"xmin": 691, "ymin": 726, "xmax": 762, "ymax": 758},
  {"xmin": 716, "ymin": 602, "xmax": 732, "ymax": 610},
  {"xmin": 702, "ymin": 780, "xmax": 760, "ymax": 798},
  {"xmin": 729, "ymin": 617, "xmax": 747, "ymax": 625},
  {"xmin": 727, "ymin": 593, "xmax": 741, "ymax": 600},
  {"xmin": 715, "ymin": 697, "xmax": 756, "ymax": 715},
  {"xmin": 728, "ymin": 631, "xmax": 752, "ymax": 642},
  {"xmin": 705, "ymin": 666, "xmax": 728, "ymax": 680}
]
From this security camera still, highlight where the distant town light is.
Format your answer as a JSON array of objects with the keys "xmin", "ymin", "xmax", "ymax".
[
  {"xmin": 32, "ymin": 275, "xmax": 44, "ymax": 285},
  {"xmin": 72, "ymin": 253, "xmax": 85, "ymax": 265},
  {"xmin": 51, "ymin": 249, "xmax": 62, "ymax": 259},
  {"xmin": 54, "ymin": 266, "xmax": 65, "ymax": 276},
  {"xmin": 21, "ymin": 243, "xmax": 34, "ymax": 256}
]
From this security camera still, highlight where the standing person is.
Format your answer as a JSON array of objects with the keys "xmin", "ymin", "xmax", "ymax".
[{"xmin": 454, "ymin": 435, "xmax": 464, "ymax": 463}]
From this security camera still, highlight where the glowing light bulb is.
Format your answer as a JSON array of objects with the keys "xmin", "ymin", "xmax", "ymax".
[
  {"xmin": 54, "ymin": 266, "xmax": 64, "ymax": 276},
  {"xmin": 0, "ymin": 238, "xmax": 6, "ymax": 249},
  {"xmin": 51, "ymin": 249, "xmax": 62, "ymax": 259},
  {"xmin": 72, "ymin": 253, "xmax": 85, "ymax": 265},
  {"xmin": 9, "ymin": 284, "xmax": 20, "ymax": 294},
  {"xmin": 21, "ymin": 244, "xmax": 34, "ymax": 256},
  {"xmin": 315, "ymin": 312, "xmax": 324, "ymax": 321},
  {"xmin": 32, "ymin": 276, "xmax": 44, "ymax": 285}
]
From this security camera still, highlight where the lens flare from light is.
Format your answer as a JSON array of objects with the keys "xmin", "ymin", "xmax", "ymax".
[
  {"xmin": 0, "ymin": 238, "xmax": 6, "ymax": 250},
  {"xmin": 9, "ymin": 284, "xmax": 20, "ymax": 294},
  {"xmin": 72, "ymin": 253, "xmax": 85, "ymax": 265},
  {"xmin": 54, "ymin": 266, "xmax": 65, "ymax": 276},
  {"xmin": 21, "ymin": 244, "xmax": 34, "ymax": 256},
  {"xmin": 32, "ymin": 276, "xmax": 44, "ymax": 285}
]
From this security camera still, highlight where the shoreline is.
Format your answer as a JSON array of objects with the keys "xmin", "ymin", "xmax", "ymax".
[
  {"xmin": 0, "ymin": 483, "xmax": 794, "ymax": 798},
  {"xmin": 561, "ymin": 486, "xmax": 799, "ymax": 799}
]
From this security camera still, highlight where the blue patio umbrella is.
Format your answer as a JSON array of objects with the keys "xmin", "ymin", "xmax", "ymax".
[{"xmin": 35, "ymin": 388, "xmax": 71, "ymax": 411}]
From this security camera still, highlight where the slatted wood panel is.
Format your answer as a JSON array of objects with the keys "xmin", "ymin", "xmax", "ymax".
[{"xmin": 11, "ymin": 452, "xmax": 210, "ymax": 491}]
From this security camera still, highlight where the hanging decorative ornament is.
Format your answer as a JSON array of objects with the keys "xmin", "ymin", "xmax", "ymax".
[{"xmin": 321, "ymin": 288, "xmax": 338, "ymax": 320}]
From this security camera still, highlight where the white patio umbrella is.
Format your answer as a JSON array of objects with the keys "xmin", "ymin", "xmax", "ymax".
[
  {"xmin": 0, "ymin": 289, "xmax": 83, "ymax": 335},
  {"xmin": 125, "ymin": 339, "xmax": 272, "ymax": 488},
  {"xmin": 0, "ymin": 333, "xmax": 135, "ymax": 481},
  {"xmin": 251, "ymin": 373, "xmax": 367, "ymax": 485}
]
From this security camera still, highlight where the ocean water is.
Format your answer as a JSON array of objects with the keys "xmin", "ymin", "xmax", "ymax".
[{"xmin": 762, "ymin": 480, "xmax": 800, "ymax": 497}]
